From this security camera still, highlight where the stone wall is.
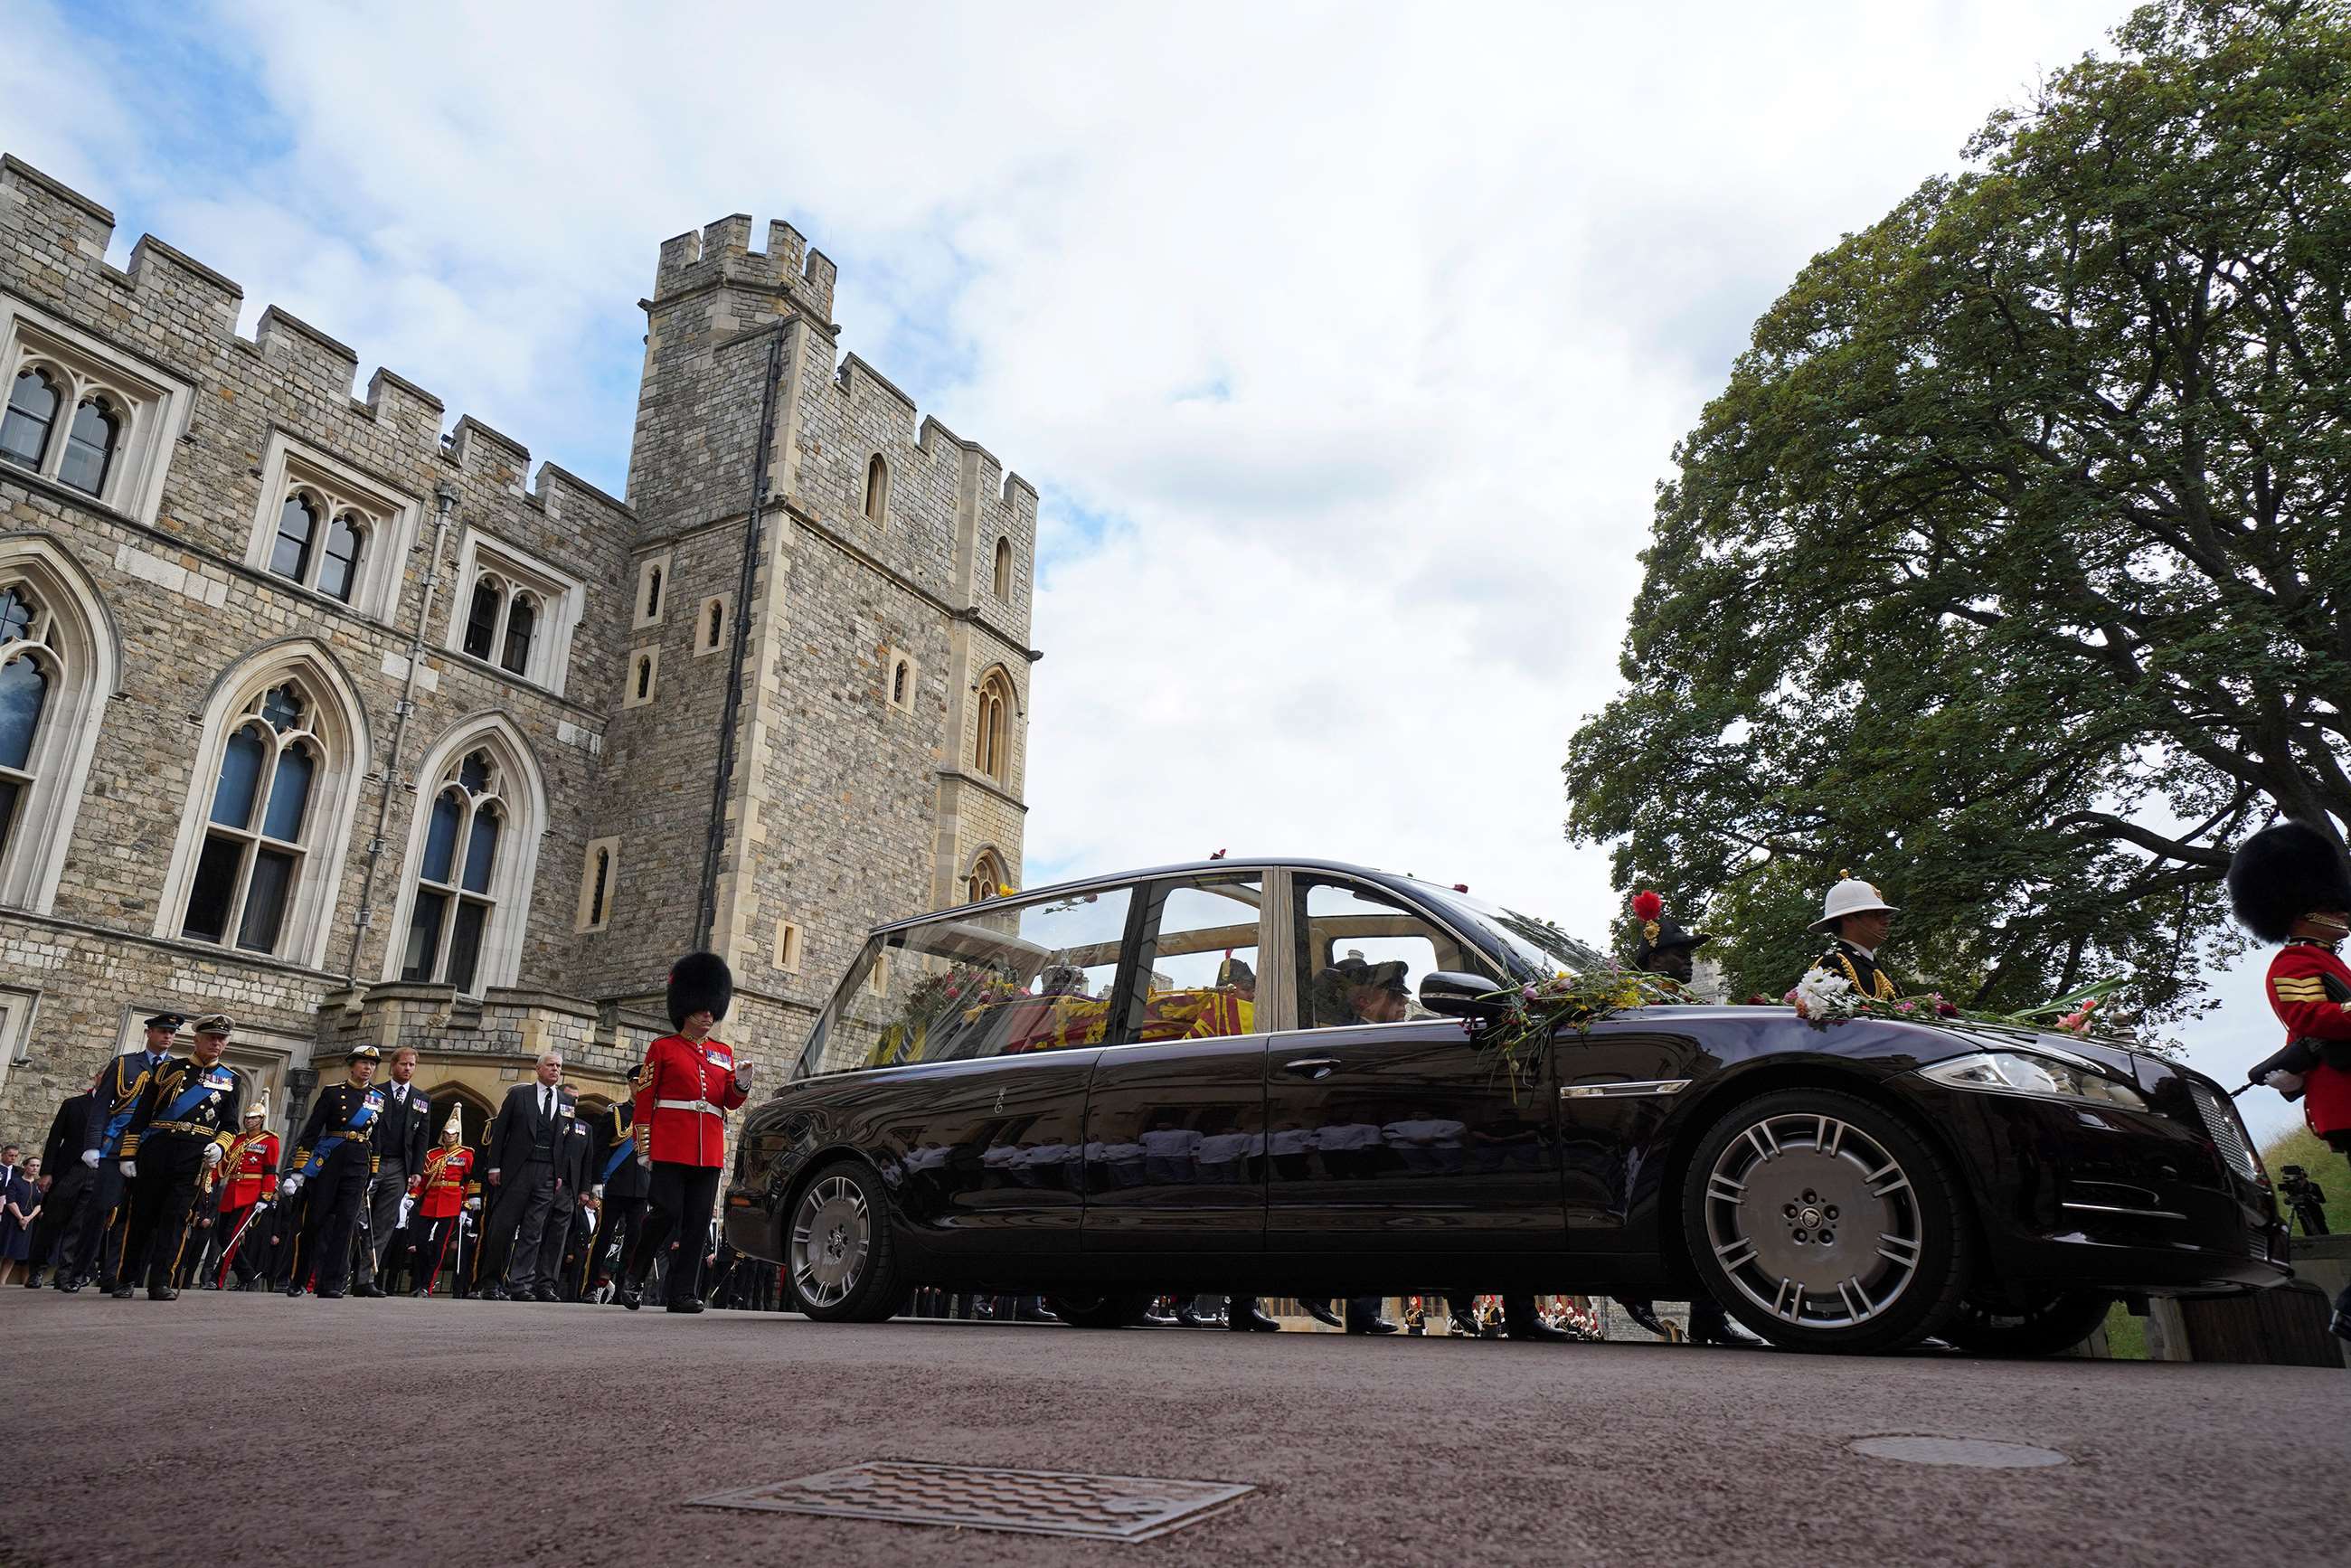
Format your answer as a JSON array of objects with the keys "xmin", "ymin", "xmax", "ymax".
[{"xmin": 0, "ymin": 156, "xmax": 1037, "ymax": 1153}]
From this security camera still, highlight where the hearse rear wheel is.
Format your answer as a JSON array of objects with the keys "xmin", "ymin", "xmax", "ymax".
[
  {"xmin": 1042, "ymin": 1292, "xmax": 1156, "ymax": 1328},
  {"xmin": 787, "ymin": 1158, "xmax": 902, "ymax": 1323},
  {"xmin": 1682, "ymin": 1088, "xmax": 1971, "ymax": 1355},
  {"xmin": 1940, "ymin": 1289, "xmax": 2116, "ymax": 1358}
]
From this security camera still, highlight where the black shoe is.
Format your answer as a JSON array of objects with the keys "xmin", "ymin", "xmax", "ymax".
[
  {"xmin": 617, "ymin": 1282, "xmax": 643, "ymax": 1311},
  {"xmin": 478, "ymin": 1284, "xmax": 509, "ymax": 1301},
  {"xmin": 109, "ymin": 1282, "xmax": 136, "ymax": 1299},
  {"xmin": 534, "ymin": 1285, "xmax": 562, "ymax": 1304},
  {"xmin": 284, "ymin": 1280, "xmax": 306, "ymax": 1297},
  {"xmin": 353, "ymin": 1282, "xmax": 385, "ymax": 1299},
  {"xmin": 1615, "ymin": 1296, "xmax": 1669, "ymax": 1338},
  {"xmin": 23, "ymin": 1270, "xmax": 43, "ymax": 1289},
  {"xmin": 148, "ymin": 1286, "xmax": 179, "ymax": 1302},
  {"xmin": 1300, "ymin": 1298, "xmax": 1344, "ymax": 1329},
  {"xmin": 55, "ymin": 1274, "xmax": 80, "ymax": 1292},
  {"xmin": 666, "ymin": 1297, "xmax": 705, "ymax": 1314},
  {"xmin": 2329, "ymin": 1307, "xmax": 2350, "ymax": 1345},
  {"xmin": 1229, "ymin": 1300, "xmax": 1282, "ymax": 1332},
  {"xmin": 1175, "ymin": 1305, "xmax": 1204, "ymax": 1327},
  {"xmin": 316, "ymin": 1288, "xmax": 346, "ymax": 1299},
  {"xmin": 1346, "ymin": 1316, "xmax": 1398, "ymax": 1336},
  {"xmin": 1506, "ymin": 1311, "xmax": 1571, "ymax": 1343}
]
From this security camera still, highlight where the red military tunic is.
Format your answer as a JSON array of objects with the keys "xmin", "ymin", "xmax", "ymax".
[
  {"xmin": 219, "ymin": 1131, "xmax": 280, "ymax": 1209},
  {"xmin": 633, "ymin": 1034, "xmax": 747, "ymax": 1167},
  {"xmin": 408, "ymin": 1145, "xmax": 474, "ymax": 1220},
  {"xmin": 2266, "ymin": 937, "xmax": 2351, "ymax": 1138}
]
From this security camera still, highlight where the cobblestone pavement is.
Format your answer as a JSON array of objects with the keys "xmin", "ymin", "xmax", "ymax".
[{"xmin": 4, "ymin": 1292, "xmax": 2341, "ymax": 1567}]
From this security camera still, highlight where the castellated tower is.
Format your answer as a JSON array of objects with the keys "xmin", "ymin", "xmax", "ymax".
[
  {"xmin": 588, "ymin": 213, "xmax": 1040, "ymax": 1046},
  {"xmin": 0, "ymin": 153, "xmax": 1035, "ymax": 1154}
]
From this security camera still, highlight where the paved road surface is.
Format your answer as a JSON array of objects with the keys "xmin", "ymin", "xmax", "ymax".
[{"xmin": 5, "ymin": 1293, "xmax": 2342, "ymax": 1567}]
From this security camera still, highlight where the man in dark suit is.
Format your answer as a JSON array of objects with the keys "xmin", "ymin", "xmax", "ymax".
[
  {"xmin": 61, "ymin": 1013, "xmax": 184, "ymax": 1292},
  {"xmin": 528, "ymin": 1092, "xmax": 593, "ymax": 1302},
  {"xmin": 25, "ymin": 1090, "xmax": 94, "ymax": 1289},
  {"xmin": 476, "ymin": 1051, "xmax": 577, "ymax": 1301},
  {"xmin": 354, "ymin": 1046, "xmax": 430, "ymax": 1298}
]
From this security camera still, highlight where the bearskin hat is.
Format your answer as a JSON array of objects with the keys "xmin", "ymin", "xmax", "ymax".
[
  {"xmin": 2226, "ymin": 821, "xmax": 2351, "ymax": 943},
  {"xmin": 667, "ymin": 950, "xmax": 733, "ymax": 1030}
]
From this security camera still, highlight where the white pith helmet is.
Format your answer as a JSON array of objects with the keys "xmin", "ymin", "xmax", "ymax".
[{"xmin": 1810, "ymin": 874, "xmax": 1898, "ymax": 934}]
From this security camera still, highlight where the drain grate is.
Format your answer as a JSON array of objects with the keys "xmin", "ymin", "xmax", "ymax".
[
  {"xmin": 1849, "ymin": 1435, "xmax": 2070, "ymax": 1469},
  {"xmin": 691, "ymin": 1460, "xmax": 1254, "ymax": 1541}
]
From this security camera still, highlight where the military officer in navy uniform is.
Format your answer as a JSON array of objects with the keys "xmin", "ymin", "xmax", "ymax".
[
  {"xmin": 585, "ymin": 1075, "xmax": 647, "ymax": 1299},
  {"xmin": 113, "ymin": 1014, "xmax": 244, "ymax": 1300},
  {"xmin": 277, "ymin": 1044, "xmax": 384, "ymax": 1299},
  {"xmin": 1802, "ymin": 874, "xmax": 1901, "ymax": 999},
  {"xmin": 354, "ymin": 1046, "xmax": 430, "ymax": 1298},
  {"xmin": 60, "ymin": 1012, "xmax": 184, "ymax": 1293}
]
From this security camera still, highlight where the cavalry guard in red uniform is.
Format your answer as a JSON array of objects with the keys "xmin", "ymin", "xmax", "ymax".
[
  {"xmin": 404, "ymin": 1106, "xmax": 473, "ymax": 1296},
  {"xmin": 617, "ymin": 952, "xmax": 751, "ymax": 1314},
  {"xmin": 2230, "ymin": 819, "xmax": 2351, "ymax": 1345},
  {"xmin": 211, "ymin": 1092, "xmax": 279, "ymax": 1289}
]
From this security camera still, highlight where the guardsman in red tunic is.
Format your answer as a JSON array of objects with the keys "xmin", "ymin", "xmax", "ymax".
[
  {"xmin": 403, "ymin": 1107, "xmax": 473, "ymax": 1297},
  {"xmin": 209, "ymin": 1093, "xmax": 279, "ymax": 1289},
  {"xmin": 2228, "ymin": 819, "xmax": 2351, "ymax": 1345},
  {"xmin": 617, "ymin": 951, "xmax": 751, "ymax": 1314}
]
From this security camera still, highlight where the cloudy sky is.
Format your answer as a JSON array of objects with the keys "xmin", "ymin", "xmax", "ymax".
[{"xmin": 3, "ymin": 0, "xmax": 2299, "ymax": 1137}]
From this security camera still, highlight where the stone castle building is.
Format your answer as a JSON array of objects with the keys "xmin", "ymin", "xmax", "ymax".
[{"xmin": 0, "ymin": 153, "xmax": 1039, "ymax": 1149}]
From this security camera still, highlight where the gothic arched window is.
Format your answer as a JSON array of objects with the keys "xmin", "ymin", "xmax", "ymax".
[
  {"xmin": 180, "ymin": 680, "xmax": 328, "ymax": 953},
  {"xmin": 0, "ymin": 543, "xmax": 117, "ymax": 914},
  {"xmin": 974, "ymin": 668, "xmax": 1013, "ymax": 782},
  {"xmin": 0, "ymin": 368, "xmax": 61, "ymax": 471},
  {"xmin": 864, "ymin": 454, "xmax": 889, "ymax": 523},
  {"xmin": 317, "ymin": 512, "xmax": 367, "ymax": 603},
  {"xmin": 57, "ymin": 396, "xmax": 119, "ymax": 496},
  {"xmin": 270, "ymin": 495, "xmax": 319, "ymax": 583},
  {"xmin": 965, "ymin": 849, "xmax": 1008, "ymax": 904},
  {"xmin": 400, "ymin": 748, "xmax": 507, "ymax": 992},
  {"xmin": 501, "ymin": 592, "xmax": 538, "ymax": 676},
  {"xmin": 462, "ymin": 575, "xmax": 504, "ymax": 660},
  {"xmin": 993, "ymin": 535, "xmax": 1012, "ymax": 600}
]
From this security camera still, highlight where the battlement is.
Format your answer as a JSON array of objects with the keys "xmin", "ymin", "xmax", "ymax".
[
  {"xmin": 652, "ymin": 212, "xmax": 836, "ymax": 319},
  {"xmin": 0, "ymin": 152, "xmax": 630, "ymax": 528}
]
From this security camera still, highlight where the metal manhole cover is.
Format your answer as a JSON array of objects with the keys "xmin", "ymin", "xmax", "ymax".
[
  {"xmin": 691, "ymin": 1460, "xmax": 1254, "ymax": 1541},
  {"xmin": 1849, "ymin": 1435, "xmax": 2070, "ymax": 1469}
]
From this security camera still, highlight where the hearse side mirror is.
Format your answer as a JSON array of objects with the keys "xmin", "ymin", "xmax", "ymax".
[{"xmin": 1420, "ymin": 971, "xmax": 1508, "ymax": 1024}]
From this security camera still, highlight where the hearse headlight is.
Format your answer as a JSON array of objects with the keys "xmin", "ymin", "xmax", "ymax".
[{"xmin": 1920, "ymin": 1051, "xmax": 2148, "ymax": 1111}]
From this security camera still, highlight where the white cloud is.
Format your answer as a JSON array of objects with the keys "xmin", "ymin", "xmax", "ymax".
[{"xmin": 5, "ymin": 0, "xmax": 2297, "ymax": 1119}]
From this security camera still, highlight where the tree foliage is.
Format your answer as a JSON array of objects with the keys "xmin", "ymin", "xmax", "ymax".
[{"xmin": 1567, "ymin": 0, "xmax": 2351, "ymax": 1018}]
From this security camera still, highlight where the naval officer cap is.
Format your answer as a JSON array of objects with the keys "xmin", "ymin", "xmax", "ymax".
[{"xmin": 191, "ymin": 1013, "xmax": 234, "ymax": 1037}]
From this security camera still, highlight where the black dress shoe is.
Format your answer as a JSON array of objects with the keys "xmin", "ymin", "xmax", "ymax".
[
  {"xmin": 1346, "ymin": 1316, "xmax": 1398, "ymax": 1335},
  {"xmin": 109, "ymin": 1283, "xmax": 136, "ymax": 1299},
  {"xmin": 534, "ymin": 1285, "xmax": 562, "ymax": 1304},
  {"xmin": 148, "ymin": 1286, "xmax": 179, "ymax": 1302},
  {"xmin": 1615, "ymin": 1296, "xmax": 1669, "ymax": 1338},
  {"xmin": 617, "ymin": 1282, "xmax": 643, "ymax": 1311},
  {"xmin": 1300, "ymin": 1298, "xmax": 1344, "ymax": 1329},
  {"xmin": 283, "ymin": 1280, "xmax": 306, "ymax": 1298},
  {"xmin": 316, "ymin": 1288, "xmax": 346, "ymax": 1299},
  {"xmin": 23, "ymin": 1270, "xmax": 44, "ymax": 1289},
  {"xmin": 477, "ymin": 1284, "xmax": 509, "ymax": 1301},
  {"xmin": 353, "ymin": 1282, "xmax": 386, "ymax": 1299},
  {"xmin": 1228, "ymin": 1299, "xmax": 1282, "ymax": 1332},
  {"xmin": 666, "ymin": 1296, "xmax": 705, "ymax": 1314},
  {"xmin": 1506, "ymin": 1309, "xmax": 1571, "ymax": 1343}
]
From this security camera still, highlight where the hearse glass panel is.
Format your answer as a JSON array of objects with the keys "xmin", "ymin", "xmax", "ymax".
[{"xmin": 794, "ymin": 884, "xmax": 1136, "ymax": 1078}]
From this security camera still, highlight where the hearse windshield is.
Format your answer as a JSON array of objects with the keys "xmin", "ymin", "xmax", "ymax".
[{"xmin": 1404, "ymin": 880, "xmax": 1604, "ymax": 981}]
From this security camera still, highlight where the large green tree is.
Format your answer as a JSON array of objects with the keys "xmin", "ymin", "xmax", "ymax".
[{"xmin": 1567, "ymin": 0, "xmax": 2351, "ymax": 1018}]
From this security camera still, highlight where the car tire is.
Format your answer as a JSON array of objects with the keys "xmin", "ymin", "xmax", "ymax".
[
  {"xmin": 1043, "ymin": 1292, "xmax": 1155, "ymax": 1328},
  {"xmin": 1681, "ymin": 1088, "xmax": 1971, "ymax": 1355},
  {"xmin": 785, "ymin": 1158, "xmax": 901, "ymax": 1323},
  {"xmin": 1939, "ymin": 1290, "xmax": 2116, "ymax": 1358}
]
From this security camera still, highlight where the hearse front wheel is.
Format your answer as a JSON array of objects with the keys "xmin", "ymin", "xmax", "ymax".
[
  {"xmin": 787, "ymin": 1158, "xmax": 902, "ymax": 1323},
  {"xmin": 1682, "ymin": 1089, "xmax": 1971, "ymax": 1355}
]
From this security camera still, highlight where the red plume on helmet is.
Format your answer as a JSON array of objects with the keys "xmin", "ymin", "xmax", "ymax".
[{"xmin": 1629, "ymin": 891, "xmax": 1665, "ymax": 923}]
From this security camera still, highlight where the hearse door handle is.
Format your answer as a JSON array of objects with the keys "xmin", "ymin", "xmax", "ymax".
[{"xmin": 1281, "ymin": 1057, "xmax": 1342, "ymax": 1080}]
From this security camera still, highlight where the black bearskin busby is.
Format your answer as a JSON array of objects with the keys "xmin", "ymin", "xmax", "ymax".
[
  {"xmin": 667, "ymin": 950, "xmax": 733, "ymax": 1030},
  {"xmin": 2226, "ymin": 821, "xmax": 2351, "ymax": 943}
]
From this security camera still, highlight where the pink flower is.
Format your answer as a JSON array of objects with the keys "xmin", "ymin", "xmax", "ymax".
[
  {"xmin": 1782, "ymin": 989, "xmax": 1799, "ymax": 1005},
  {"xmin": 1936, "ymin": 1001, "xmax": 1959, "ymax": 1017}
]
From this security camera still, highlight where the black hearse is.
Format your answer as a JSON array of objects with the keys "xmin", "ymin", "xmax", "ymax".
[{"xmin": 723, "ymin": 859, "xmax": 2289, "ymax": 1354}]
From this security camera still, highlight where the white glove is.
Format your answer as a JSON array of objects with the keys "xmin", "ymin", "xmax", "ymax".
[
  {"xmin": 2264, "ymin": 1069, "xmax": 2305, "ymax": 1093},
  {"xmin": 464, "ymin": 1195, "xmax": 481, "ymax": 1212},
  {"xmin": 635, "ymin": 1151, "xmax": 651, "ymax": 1170},
  {"xmin": 81, "ymin": 1149, "xmax": 99, "ymax": 1169},
  {"xmin": 397, "ymin": 1195, "xmax": 416, "ymax": 1230},
  {"xmin": 590, "ymin": 1184, "xmax": 605, "ymax": 1200},
  {"xmin": 119, "ymin": 1159, "xmax": 137, "ymax": 1178},
  {"xmin": 202, "ymin": 1143, "xmax": 223, "ymax": 1167},
  {"xmin": 734, "ymin": 1063, "xmax": 755, "ymax": 1087},
  {"xmin": 279, "ymin": 1173, "xmax": 305, "ymax": 1200}
]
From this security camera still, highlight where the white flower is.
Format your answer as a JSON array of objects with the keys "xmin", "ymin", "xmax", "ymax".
[{"xmin": 1793, "ymin": 968, "xmax": 1858, "ymax": 1022}]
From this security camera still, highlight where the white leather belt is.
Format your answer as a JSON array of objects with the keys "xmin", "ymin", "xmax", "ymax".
[{"xmin": 655, "ymin": 1099, "xmax": 722, "ymax": 1115}]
